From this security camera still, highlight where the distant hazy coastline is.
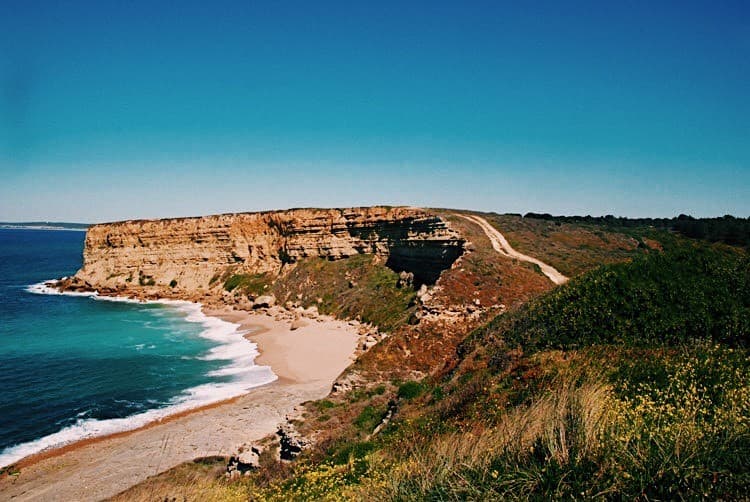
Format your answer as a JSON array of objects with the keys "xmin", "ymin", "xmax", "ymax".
[{"xmin": 0, "ymin": 222, "xmax": 89, "ymax": 232}]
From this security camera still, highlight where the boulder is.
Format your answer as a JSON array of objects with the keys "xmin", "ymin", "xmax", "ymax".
[
  {"xmin": 332, "ymin": 380, "xmax": 352, "ymax": 394},
  {"xmin": 362, "ymin": 339, "xmax": 377, "ymax": 350},
  {"xmin": 237, "ymin": 449, "xmax": 261, "ymax": 469},
  {"xmin": 252, "ymin": 295, "xmax": 276, "ymax": 309},
  {"xmin": 397, "ymin": 271, "xmax": 414, "ymax": 289},
  {"xmin": 290, "ymin": 318, "xmax": 308, "ymax": 330},
  {"xmin": 277, "ymin": 424, "xmax": 306, "ymax": 461},
  {"xmin": 227, "ymin": 445, "xmax": 263, "ymax": 475}
]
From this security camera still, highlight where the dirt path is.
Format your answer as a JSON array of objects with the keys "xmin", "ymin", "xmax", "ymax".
[{"xmin": 457, "ymin": 214, "xmax": 568, "ymax": 285}]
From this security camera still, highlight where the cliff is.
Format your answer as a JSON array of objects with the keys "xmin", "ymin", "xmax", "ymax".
[{"xmin": 64, "ymin": 207, "xmax": 465, "ymax": 298}]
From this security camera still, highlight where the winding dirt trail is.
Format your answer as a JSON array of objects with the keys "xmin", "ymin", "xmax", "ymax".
[{"xmin": 457, "ymin": 214, "xmax": 568, "ymax": 285}]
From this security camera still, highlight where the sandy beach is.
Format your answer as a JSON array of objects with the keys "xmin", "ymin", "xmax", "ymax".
[{"xmin": 0, "ymin": 307, "xmax": 359, "ymax": 502}]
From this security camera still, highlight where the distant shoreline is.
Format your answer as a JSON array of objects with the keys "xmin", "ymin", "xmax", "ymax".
[{"xmin": 0, "ymin": 225, "xmax": 88, "ymax": 232}]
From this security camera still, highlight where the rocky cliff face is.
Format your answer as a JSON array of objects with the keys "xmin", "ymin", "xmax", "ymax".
[{"xmin": 66, "ymin": 207, "xmax": 464, "ymax": 297}]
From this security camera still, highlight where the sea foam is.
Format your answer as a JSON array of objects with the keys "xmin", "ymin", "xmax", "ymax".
[{"xmin": 0, "ymin": 282, "xmax": 277, "ymax": 468}]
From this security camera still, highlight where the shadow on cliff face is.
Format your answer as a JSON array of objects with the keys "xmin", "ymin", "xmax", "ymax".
[
  {"xmin": 344, "ymin": 217, "xmax": 465, "ymax": 287},
  {"xmin": 385, "ymin": 245, "xmax": 464, "ymax": 286}
]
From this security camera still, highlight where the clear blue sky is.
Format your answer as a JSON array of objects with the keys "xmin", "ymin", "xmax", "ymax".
[{"xmin": 1, "ymin": 0, "xmax": 748, "ymax": 222}]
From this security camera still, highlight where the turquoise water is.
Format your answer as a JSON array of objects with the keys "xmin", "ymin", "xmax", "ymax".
[{"xmin": 0, "ymin": 229, "xmax": 275, "ymax": 467}]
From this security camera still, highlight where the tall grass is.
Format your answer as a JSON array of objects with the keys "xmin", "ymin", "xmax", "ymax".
[
  {"xmin": 371, "ymin": 375, "xmax": 614, "ymax": 500},
  {"xmin": 109, "ymin": 458, "xmax": 247, "ymax": 502},
  {"xmin": 114, "ymin": 345, "xmax": 750, "ymax": 501},
  {"xmin": 354, "ymin": 345, "xmax": 750, "ymax": 500}
]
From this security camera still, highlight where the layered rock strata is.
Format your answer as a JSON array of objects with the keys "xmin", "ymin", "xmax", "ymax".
[{"xmin": 64, "ymin": 207, "xmax": 464, "ymax": 296}]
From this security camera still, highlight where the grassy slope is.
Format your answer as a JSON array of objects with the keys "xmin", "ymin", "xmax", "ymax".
[
  {"xmin": 270, "ymin": 254, "xmax": 418, "ymax": 332},
  {"xmin": 109, "ymin": 217, "xmax": 750, "ymax": 500},
  {"xmin": 433, "ymin": 212, "xmax": 554, "ymax": 308},
  {"xmin": 221, "ymin": 254, "xmax": 418, "ymax": 333},
  {"xmin": 479, "ymin": 241, "xmax": 749, "ymax": 352},
  {"xmin": 243, "ymin": 240, "xmax": 750, "ymax": 500},
  {"xmin": 481, "ymin": 212, "xmax": 653, "ymax": 277}
]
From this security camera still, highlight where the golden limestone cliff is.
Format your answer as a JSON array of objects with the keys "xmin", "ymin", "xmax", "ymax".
[{"xmin": 61, "ymin": 206, "xmax": 465, "ymax": 300}]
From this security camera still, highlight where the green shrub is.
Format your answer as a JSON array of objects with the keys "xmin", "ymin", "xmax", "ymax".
[
  {"xmin": 223, "ymin": 273, "xmax": 268, "ymax": 296},
  {"xmin": 331, "ymin": 441, "xmax": 376, "ymax": 465},
  {"xmin": 313, "ymin": 399, "xmax": 336, "ymax": 411},
  {"xmin": 269, "ymin": 254, "xmax": 418, "ymax": 332},
  {"xmin": 479, "ymin": 243, "xmax": 749, "ymax": 355},
  {"xmin": 398, "ymin": 380, "xmax": 425, "ymax": 400},
  {"xmin": 431, "ymin": 386, "xmax": 445, "ymax": 401},
  {"xmin": 139, "ymin": 275, "xmax": 156, "ymax": 286},
  {"xmin": 354, "ymin": 405, "xmax": 385, "ymax": 431}
]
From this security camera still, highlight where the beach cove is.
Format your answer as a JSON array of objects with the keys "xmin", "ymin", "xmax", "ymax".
[
  {"xmin": 0, "ymin": 306, "xmax": 359, "ymax": 501},
  {"xmin": 0, "ymin": 208, "xmax": 454, "ymax": 500}
]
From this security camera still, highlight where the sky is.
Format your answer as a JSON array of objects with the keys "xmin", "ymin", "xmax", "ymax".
[{"xmin": 0, "ymin": 0, "xmax": 748, "ymax": 222}]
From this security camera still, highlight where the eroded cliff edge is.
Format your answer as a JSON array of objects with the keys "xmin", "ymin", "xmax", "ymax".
[{"xmin": 60, "ymin": 206, "xmax": 465, "ymax": 300}]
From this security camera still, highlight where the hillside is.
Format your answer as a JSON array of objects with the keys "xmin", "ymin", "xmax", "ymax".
[
  {"xmin": 12, "ymin": 207, "xmax": 745, "ymax": 499},
  {"xmin": 99, "ymin": 209, "xmax": 750, "ymax": 501},
  {"xmin": 522, "ymin": 213, "xmax": 750, "ymax": 248},
  {"xmin": 176, "ymin": 236, "xmax": 744, "ymax": 501}
]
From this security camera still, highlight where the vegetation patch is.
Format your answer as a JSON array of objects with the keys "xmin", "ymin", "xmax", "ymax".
[
  {"xmin": 109, "ymin": 217, "xmax": 750, "ymax": 501},
  {"xmin": 354, "ymin": 405, "xmax": 386, "ymax": 432},
  {"xmin": 482, "ymin": 212, "xmax": 649, "ymax": 277},
  {"xmin": 525, "ymin": 212, "xmax": 750, "ymax": 248},
  {"xmin": 223, "ymin": 273, "xmax": 269, "ymax": 296},
  {"xmin": 356, "ymin": 344, "xmax": 750, "ymax": 500},
  {"xmin": 311, "ymin": 399, "xmax": 336, "ymax": 411},
  {"xmin": 138, "ymin": 275, "xmax": 156, "ymax": 286},
  {"xmin": 271, "ymin": 254, "xmax": 418, "ymax": 332},
  {"xmin": 110, "ymin": 457, "xmax": 247, "ymax": 502},
  {"xmin": 478, "ymin": 242, "xmax": 749, "ymax": 353},
  {"xmin": 397, "ymin": 380, "xmax": 426, "ymax": 400}
]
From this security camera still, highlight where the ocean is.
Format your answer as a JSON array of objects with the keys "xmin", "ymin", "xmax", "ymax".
[{"xmin": 0, "ymin": 228, "xmax": 275, "ymax": 467}]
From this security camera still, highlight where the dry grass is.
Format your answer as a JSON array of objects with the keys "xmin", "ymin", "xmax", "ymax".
[
  {"xmin": 351, "ymin": 345, "xmax": 750, "ymax": 501},
  {"xmin": 434, "ymin": 212, "xmax": 553, "ymax": 308},
  {"xmin": 482, "ymin": 213, "xmax": 643, "ymax": 277},
  {"xmin": 109, "ymin": 457, "xmax": 247, "ymax": 502},
  {"xmin": 367, "ymin": 374, "xmax": 614, "ymax": 500}
]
